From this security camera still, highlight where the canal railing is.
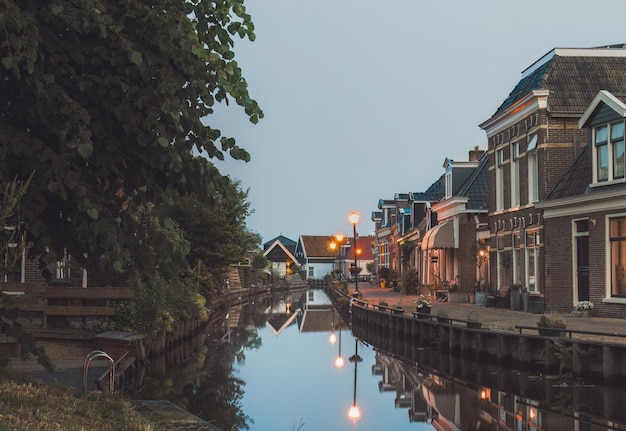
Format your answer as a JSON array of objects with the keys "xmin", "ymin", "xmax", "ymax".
[{"xmin": 328, "ymin": 288, "xmax": 626, "ymax": 381}]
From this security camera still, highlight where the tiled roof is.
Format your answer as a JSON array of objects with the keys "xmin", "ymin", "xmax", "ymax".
[
  {"xmin": 346, "ymin": 235, "xmax": 375, "ymax": 260},
  {"xmin": 492, "ymin": 47, "xmax": 626, "ymax": 118},
  {"xmin": 412, "ymin": 175, "xmax": 446, "ymax": 201},
  {"xmin": 263, "ymin": 235, "xmax": 297, "ymax": 250},
  {"xmin": 300, "ymin": 235, "xmax": 336, "ymax": 258},
  {"xmin": 545, "ymin": 145, "xmax": 591, "ymax": 200},
  {"xmin": 455, "ymin": 152, "xmax": 489, "ymax": 210}
]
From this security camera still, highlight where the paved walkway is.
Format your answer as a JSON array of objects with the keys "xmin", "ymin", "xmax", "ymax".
[{"xmin": 352, "ymin": 281, "xmax": 626, "ymax": 341}]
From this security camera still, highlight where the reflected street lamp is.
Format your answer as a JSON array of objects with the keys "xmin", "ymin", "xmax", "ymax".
[
  {"xmin": 347, "ymin": 211, "xmax": 361, "ymax": 296},
  {"xmin": 334, "ymin": 328, "xmax": 344, "ymax": 369},
  {"xmin": 347, "ymin": 338, "xmax": 362, "ymax": 423}
]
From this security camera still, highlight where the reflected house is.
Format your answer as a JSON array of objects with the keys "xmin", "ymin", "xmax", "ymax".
[
  {"xmin": 265, "ymin": 294, "xmax": 298, "ymax": 336},
  {"xmin": 296, "ymin": 289, "xmax": 346, "ymax": 334}
]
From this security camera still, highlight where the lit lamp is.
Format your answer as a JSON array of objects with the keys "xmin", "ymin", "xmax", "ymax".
[
  {"xmin": 329, "ymin": 241, "xmax": 337, "ymax": 281},
  {"xmin": 347, "ymin": 211, "xmax": 361, "ymax": 295}
]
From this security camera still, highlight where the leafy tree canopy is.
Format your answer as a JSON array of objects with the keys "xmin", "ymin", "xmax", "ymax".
[{"xmin": 0, "ymin": 1, "xmax": 263, "ymax": 280}]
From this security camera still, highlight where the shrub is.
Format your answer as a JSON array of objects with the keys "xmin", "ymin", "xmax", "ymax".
[{"xmin": 537, "ymin": 314, "xmax": 567, "ymax": 329}]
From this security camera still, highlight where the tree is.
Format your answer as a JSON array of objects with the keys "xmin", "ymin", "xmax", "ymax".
[
  {"xmin": 0, "ymin": 1, "xmax": 263, "ymax": 282},
  {"xmin": 0, "ymin": 174, "xmax": 52, "ymax": 370}
]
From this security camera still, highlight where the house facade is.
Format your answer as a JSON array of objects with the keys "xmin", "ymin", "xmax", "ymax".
[
  {"xmin": 294, "ymin": 235, "xmax": 337, "ymax": 281},
  {"xmin": 537, "ymin": 90, "xmax": 626, "ymax": 317},
  {"xmin": 263, "ymin": 235, "xmax": 298, "ymax": 277},
  {"xmin": 479, "ymin": 45, "xmax": 626, "ymax": 312},
  {"xmin": 419, "ymin": 148, "xmax": 489, "ymax": 299}
]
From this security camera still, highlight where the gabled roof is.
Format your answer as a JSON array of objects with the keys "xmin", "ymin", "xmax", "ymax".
[
  {"xmin": 488, "ymin": 45, "xmax": 626, "ymax": 119},
  {"xmin": 263, "ymin": 239, "xmax": 298, "ymax": 263},
  {"xmin": 454, "ymin": 151, "xmax": 489, "ymax": 210},
  {"xmin": 579, "ymin": 89, "xmax": 626, "ymax": 128},
  {"xmin": 263, "ymin": 235, "xmax": 297, "ymax": 251}
]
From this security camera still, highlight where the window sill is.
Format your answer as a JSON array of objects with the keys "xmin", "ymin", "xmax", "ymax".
[
  {"xmin": 590, "ymin": 178, "xmax": 625, "ymax": 188},
  {"xmin": 602, "ymin": 297, "xmax": 626, "ymax": 305}
]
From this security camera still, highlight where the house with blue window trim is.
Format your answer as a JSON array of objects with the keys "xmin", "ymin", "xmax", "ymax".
[{"xmin": 538, "ymin": 90, "xmax": 626, "ymax": 317}]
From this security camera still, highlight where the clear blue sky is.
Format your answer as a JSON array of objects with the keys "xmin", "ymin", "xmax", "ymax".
[{"xmin": 211, "ymin": 0, "xmax": 626, "ymax": 244}]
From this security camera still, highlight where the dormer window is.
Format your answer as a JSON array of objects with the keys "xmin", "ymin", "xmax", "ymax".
[{"xmin": 594, "ymin": 121, "xmax": 625, "ymax": 183}]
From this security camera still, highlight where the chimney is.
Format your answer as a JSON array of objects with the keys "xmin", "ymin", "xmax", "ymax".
[{"xmin": 469, "ymin": 146, "xmax": 484, "ymax": 161}]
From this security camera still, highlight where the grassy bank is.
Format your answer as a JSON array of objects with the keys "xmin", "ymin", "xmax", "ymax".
[{"xmin": 0, "ymin": 371, "xmax": 165, "ymax": 431}]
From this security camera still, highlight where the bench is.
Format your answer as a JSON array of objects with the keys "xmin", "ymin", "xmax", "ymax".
[{"xmin": 486, "ymin": 286, "xmax": 510, "ymax": 308}]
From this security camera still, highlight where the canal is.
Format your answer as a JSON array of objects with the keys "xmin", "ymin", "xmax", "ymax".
[{"xmin": 136, "ymin": 288, "xmax": 626, "ymax": 430}]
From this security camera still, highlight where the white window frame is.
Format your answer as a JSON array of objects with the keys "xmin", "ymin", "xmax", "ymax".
[
  {"xmin": 496, "ymin": 148, "xmax": 505, "ymax": 211},
  {"xmin": 592, "ymin": 121, "xmax": 625, "ymax": 184},
  {"xmin": 608, "ymin": 214, "xmax": 626, "ymax": 298},
  {"xmin": 525, "ymin": 230, "xmax": 540, "ymax": 293},
  {"xmin": 308, "ymin": 265, "xmax": 314, "ymax": 279},
  {"xmin": 527, "ymin": 149, "xmax": 539, "ymax": 203},
  {"xmin": 510, "ymin": 141, "xmax": 520, "ymax": 208}
]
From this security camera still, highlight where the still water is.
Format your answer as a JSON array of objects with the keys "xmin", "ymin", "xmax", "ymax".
[{"xmin": 137, "ymin": 288, "xmax": 626, "ymax": 431}]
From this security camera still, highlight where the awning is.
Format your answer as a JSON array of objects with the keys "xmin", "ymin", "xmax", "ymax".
[{"xmin": 421, "ymin": 221, "xmax": 455, "ymax": 250}]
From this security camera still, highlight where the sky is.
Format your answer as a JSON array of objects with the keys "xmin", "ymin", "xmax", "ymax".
[{"xmin": 210, "ymin": 0, "xmax": 626, "ymax": 244}]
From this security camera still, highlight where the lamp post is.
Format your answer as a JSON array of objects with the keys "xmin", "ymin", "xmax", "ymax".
[{"xmin": 347, "ymin": 211, "xmax": 361, "ymax": 296}]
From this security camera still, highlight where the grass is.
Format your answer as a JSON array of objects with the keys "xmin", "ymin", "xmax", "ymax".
[{"xmin": 0, "ymin": 371, "xmax": 167, "ymax": 431}]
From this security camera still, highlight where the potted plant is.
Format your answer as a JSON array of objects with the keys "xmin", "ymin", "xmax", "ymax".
[
  {"xmin": 536, "ymin": 314, "xmax": 567, "ymax": 337},
  {"xmin": 392, "ymin": 303, "xmax": 404, "ymax": 314},
  {"xmin": 466, "ymin": 311, "xmax": 482, "ymax": 329},
  {"xmin": 576, "ymin": 301, "xmax": 594, "ymax": 317},
  {"xmin": 436, "ymin": 310, "xmax": 450, "ymax": 324},
  {"xmin": 378, "ymin": 300, "xmax": 388, "ymax": 308},
  {"xmin": 415, "ymin": 295, "xmax": 432, "ymax": 319}
]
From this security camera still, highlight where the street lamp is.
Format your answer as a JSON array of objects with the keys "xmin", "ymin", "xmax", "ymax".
[{"xmin": 347, "ymin": 211, "xmax": 360, "ymax": 296}]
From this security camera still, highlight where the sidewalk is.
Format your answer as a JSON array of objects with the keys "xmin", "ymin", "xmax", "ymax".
[{"xmin": 353, "ymin": 281, "xmax": 626, "ymax": 340}]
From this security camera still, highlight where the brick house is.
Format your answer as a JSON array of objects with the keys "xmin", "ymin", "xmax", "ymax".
[
  {"xmin": 419, "ymin": 148, "xmax": 489, "ymax": 300},
  {"xmin": 537, "ymin": 90, "xmax": 626, "ymax": 317},
  {"xmin": 479, "ymin": 45, "xmax": 626, "ymax": 312}
]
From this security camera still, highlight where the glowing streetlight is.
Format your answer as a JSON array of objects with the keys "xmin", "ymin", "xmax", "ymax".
[{"xmin": 347, "ymin": 211, "xmax": 361, "ymax": 296}]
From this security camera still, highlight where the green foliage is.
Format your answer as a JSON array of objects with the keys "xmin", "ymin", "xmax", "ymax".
[
  {"xmin": 399, "ymin": 265, "xmax": 419, "ymax": 295},
  {"xmin": 252, "ymin": 254, "xmax": 268, "ymax": 271},
  {"xmin": 537, "ymin": 314, "xmax": 567, "ymax": 329},
  {"xmin": 0, "ymin": 1, "xmax": 263, "ymax": 280}
]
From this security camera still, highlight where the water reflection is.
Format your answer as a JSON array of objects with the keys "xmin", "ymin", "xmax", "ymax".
[{"xmin": 131, "ymin": 289, "xmax": 626, "ymax": 431}]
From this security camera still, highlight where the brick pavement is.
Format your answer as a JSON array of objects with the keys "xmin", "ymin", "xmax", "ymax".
[{"xmin": 353, "ymin": 281, "xmax": 626, "ymax": 341}]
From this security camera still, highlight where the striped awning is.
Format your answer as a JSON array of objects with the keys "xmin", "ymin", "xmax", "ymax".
[{"xmin": 421, "ymin": 221, "xmax": 455, "ymax": 250}]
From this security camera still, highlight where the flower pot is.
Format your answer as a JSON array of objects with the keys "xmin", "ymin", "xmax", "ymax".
[
  {"xmin": 437, "ymin": 316, "xmax": 450, "ymax": 324},
  {"xmin": 416, "ymin": 305, "xmax": 431, "ymax": 319},
  {"xmin": 580, "ymin": 309, "xmax": 591, "ymax": 318},
  {"xmin": 474, "ymin": 291, "xmax": 488, "ymax": 306},
  {"xmin": 467, "ymin": 321, "xmax": 482, "ymax": 329}
]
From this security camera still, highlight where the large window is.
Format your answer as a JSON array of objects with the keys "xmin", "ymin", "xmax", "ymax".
[
  {"xmin": 496, "ymin": 148, "xmax": 505, "ymax": 211},
  {"xmin": 610, "ymin": 217, "xmax": 626, "ymax": 297},
  {"xmin": 527, "ymin": 134, "xmax": 539, "ymax": 203},
  {"xmin": 525, "ymin": 230, "xmax": 540, "ymax": 293},
  {"xmin": 594, "ymin": 122, "xmax": 625, "ymax": 183},
  {"xmin": 510, "ymin": 142, "xmax": 520, "ymax": 207}
]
